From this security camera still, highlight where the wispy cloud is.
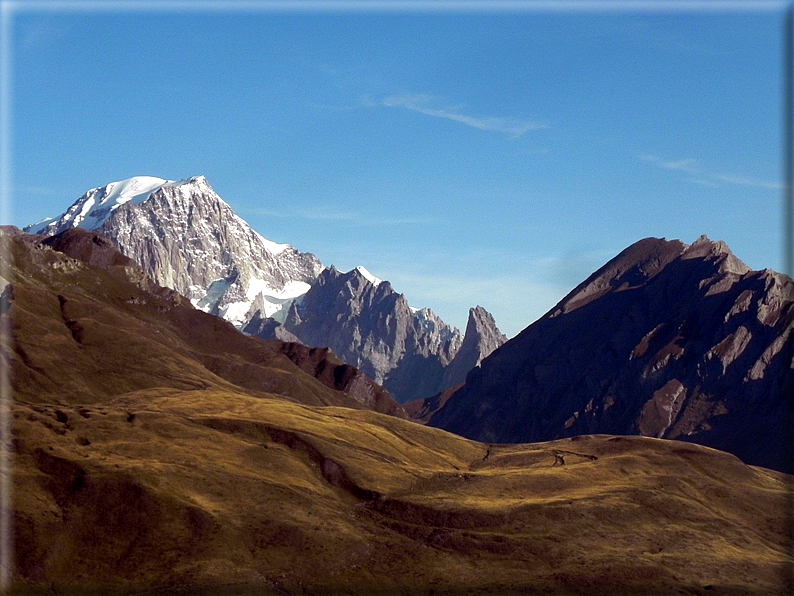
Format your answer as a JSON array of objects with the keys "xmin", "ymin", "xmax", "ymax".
[
  {"xmin": 639, "ymin": 154, "xmax": 698, "ymax": 173},
  {"xmin": 375, "ymin": 93, "xmax": 548, "ymax": 139},
  {"xmin": 710, "ymin": 174, "xmax": 784, "ymax": 191},
  {"xmin": 689, "ymin": 178, "xmax": 720, "ymax": 188},
  {"xmin": 639, "ymin": 154, "xmax": 782, "ymax": 191}
]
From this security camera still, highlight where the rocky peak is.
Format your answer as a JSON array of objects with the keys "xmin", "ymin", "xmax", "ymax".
[
  {"xmin": 247, "ymin": 265, "xmax": 465, "ymax": 403},
  {"xmin": 681, "ymin": 234, "xmax": 750, "ymax": 276},
  {"xmin": 441, "ymin": 305, "xmax": 508, "ymax": 388},
  {"xmin": 553, "ymin": 237, "xmax": 686, "ymax": 316}
]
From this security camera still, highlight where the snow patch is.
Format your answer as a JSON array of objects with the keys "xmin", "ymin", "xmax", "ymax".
[
  {"xmin": 246, "ymin": 277, "xmax": 311, "ymax": 301},
  {"xmin": 254, "ymin": 231, "xmax": 289, "ymax": 256},
  {"xmin": 354, "ymin": 266, "xmax": 382, "ymax": 286}
]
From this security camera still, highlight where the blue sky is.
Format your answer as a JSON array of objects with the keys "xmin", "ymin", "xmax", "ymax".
[{"xmin": 3, "ymin": 1, "xmax": 788, "ymax": 337}]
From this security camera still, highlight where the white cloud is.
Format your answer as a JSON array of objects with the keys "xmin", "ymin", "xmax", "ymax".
[
  {"xmin": 379, "ymin": 93, "xmax": 548, "ymax": 139},
  {"xmin": 639, "ymin": 154, "xmax": 781, "ymax": 191},
  {"xmin": 639, "ymin": 154, "xmax": 698, "ymax": 172},
  {"xmin": 710, "ymin": 174, "xmax": 784, "ymax": 191},
  {"xmin": 689, "ymin": 178, "xmax": 720, "ymax": 188}
]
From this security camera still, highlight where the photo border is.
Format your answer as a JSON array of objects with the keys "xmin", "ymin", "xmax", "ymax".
[{"xmin": 1, "ymin": 1, "xmax": 791, "ymax": 592}]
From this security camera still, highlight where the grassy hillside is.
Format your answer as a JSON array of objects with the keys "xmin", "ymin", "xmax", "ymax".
[{"xmin": 12, "ymin": 388, "xmax": 792, "ymax": 595}]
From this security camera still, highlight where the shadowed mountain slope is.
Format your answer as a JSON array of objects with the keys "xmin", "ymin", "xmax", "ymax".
[
  {"xmin": 429, "ymin": 236, "xmax": 794, "ymax": 473},
  {"xmin": 2, "ymin": 227, "xmax": 403, "ymax": 416}
]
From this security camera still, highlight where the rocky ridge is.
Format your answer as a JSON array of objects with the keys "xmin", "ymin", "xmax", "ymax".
[
  {"xmin": 429, "ymin": 235, "xmax": 794, "ymax": 473},
  {"xmin": 246, "ymin": 266, "xmax": 507, "ymax": 403}
]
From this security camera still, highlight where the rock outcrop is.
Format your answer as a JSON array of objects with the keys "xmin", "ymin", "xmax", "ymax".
[{"xmin": 442, "ymin": 305, "xmax": 508, "ymax": 388}]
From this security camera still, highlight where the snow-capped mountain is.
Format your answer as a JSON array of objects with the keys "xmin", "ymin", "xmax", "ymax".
[
  {"xmin": 27, "ymin": 174, "xmax": 507, "ymax": 403},
  {"xmin": 25, "ymin": 175, "xmax": 322, "ymax": 325}
]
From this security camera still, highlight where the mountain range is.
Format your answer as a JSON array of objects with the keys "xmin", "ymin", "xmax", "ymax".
[
  {"xmin": 25, "ymin": 176, "xmax": 322, "ymax": 326},
  {"xmin": 25, "ymin": 176, "xmax": 506, "ymax": 403},
  {"xmin": 4, "ymin": 226, "xmax": 403, "ymax": 417},
  {"xmin": 6, "ymin": 225, "xmax": 791, "ymax": 594},
  {"xmin": 245, "ymin": 266, "xmax": 506, "ymax": 402}
]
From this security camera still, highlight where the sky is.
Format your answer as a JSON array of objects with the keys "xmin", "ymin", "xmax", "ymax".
[{"xmin": 2, "ymin": 1, "xmax": 789, "ymax": 337}]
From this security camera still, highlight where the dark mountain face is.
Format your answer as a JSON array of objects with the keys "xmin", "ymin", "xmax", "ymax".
[
  {"xmin": 245, "ymin": 267, "xmax": 507, "ymax": 403},
  {"xmin": 429, "ymin": 236, "xmax": 794, "ymax": 473},
  {"xmin": 39, "ymin": 228, "xmax": 139, "ymax": 269},
  {"xmin": 3, "ymin": 227, "xmax": 405, "ymax": 417}
]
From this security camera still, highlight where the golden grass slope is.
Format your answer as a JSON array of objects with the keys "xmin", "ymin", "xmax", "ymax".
[{"xmin": 12, "ymin": 388, "xmax": 792, "ymax": 595}]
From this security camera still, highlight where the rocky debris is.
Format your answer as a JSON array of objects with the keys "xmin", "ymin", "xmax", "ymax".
[{"xmin": 429, "ymin": 236, "xmax": 794, "ymax": 473}]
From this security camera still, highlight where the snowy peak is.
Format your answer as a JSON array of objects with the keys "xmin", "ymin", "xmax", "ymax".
[
  {"xmin": 25, "ymin": 176, "xmax": 175, "ymax": 235},
  {"xmin": 25, "ymin": 175, "xmax": 323, "ymax": 328},
  {"xmin": 24, "ymin": 175, "xmax": 234, "ymax": 238}
]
